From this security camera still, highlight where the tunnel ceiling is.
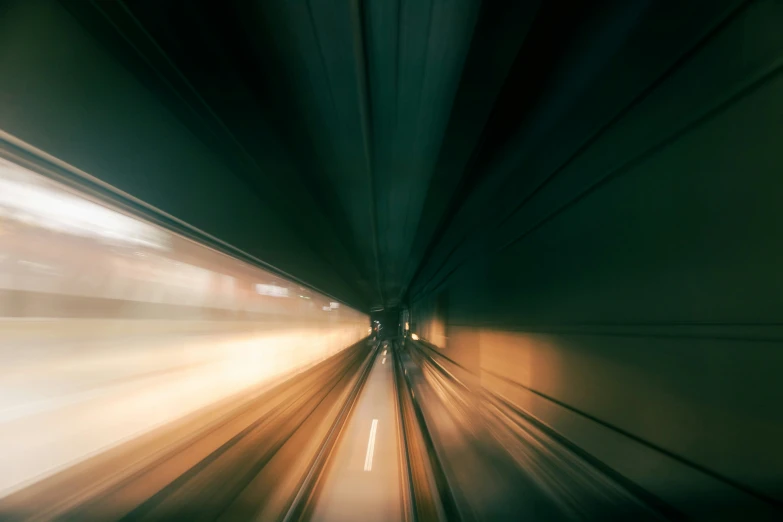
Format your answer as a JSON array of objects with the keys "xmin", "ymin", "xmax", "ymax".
[{"xmin": 60, "ymin": 0, "xmax": 743, "ymax": 311}]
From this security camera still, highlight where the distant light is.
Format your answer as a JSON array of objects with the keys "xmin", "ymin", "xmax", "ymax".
[
  {"xmin": 256, "ymin": 283, "xmax": 289, "ymax": 297},
  {"xmin": 410, "ymin": 333, "xmax": 419, "ymax": 341},
  {"xmin": 298, "ymin": 295, "xmax": 311, "ymax": 300},
  {"xmin": 404, "ymin": 322, "xmax": 409, "ymax": 331},
  {"xmin": 330, "ymin": 302, "xmax": 339, "ymax": 309},
  {"xmin": 322, "ymin": 306, "xmax": 331, "ymax": 311}
]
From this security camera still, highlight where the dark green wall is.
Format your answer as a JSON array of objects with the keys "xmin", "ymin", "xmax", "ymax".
[
  {"xmin": 0, "ymin": 0, "xmax": 366, "ymax": 308},
  {"xmin": 412, "ymin": 1, "xmax": 783, "ymax": 518}
]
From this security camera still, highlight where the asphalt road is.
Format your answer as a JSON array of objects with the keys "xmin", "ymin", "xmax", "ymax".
[{"xmin": 307, "ymin": 343, "xmax": 403, "ymax": 522}]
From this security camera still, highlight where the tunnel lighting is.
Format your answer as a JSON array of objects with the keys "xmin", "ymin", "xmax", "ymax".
[
  {"xmin": 330, "ymin": 302, "xmax": 339, "ymax": 309},
  {"xmin": 322, "ymin": 306, "xmax": 331, "ymax": 311},
  {"xmin": 0, "ymin": 158, "xmax": 169, "ymax": 250},
  {"xmin": 298, "ymin": 295, "xmax": 310, "ymax": 299},
  {"xmin": 405, "ymin": 322, "xmax": 409, "ymax": 331},
  {"xmin": 255, "ymin": 283, "xmax": 289, "ymax": 297},
  {"xmin": 410, "ymin": 333, "xmax": 419, "ymax": 341}
]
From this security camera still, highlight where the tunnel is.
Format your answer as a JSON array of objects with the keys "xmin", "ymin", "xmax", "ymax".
[{"xmin": 0, "ymin": 0, "xmax": 781, "ymax": 520}]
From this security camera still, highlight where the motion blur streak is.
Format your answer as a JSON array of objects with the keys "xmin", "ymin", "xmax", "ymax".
[
  {"xmin": 0, "ymin": 157, "xmax": 367, "ymax": 498},
  {"xmin": 398, "ymin": 338, "xmax": 665, "ymax": 521},
  {"xmin": 2, "ymin": 0, "xmax": 783, "ymax": 520}
]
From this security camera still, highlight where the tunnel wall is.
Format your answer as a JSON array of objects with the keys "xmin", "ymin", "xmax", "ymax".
[
  {"xmin": 0, "ymin": 0, "xmax": 364, "ymax": 306},
  {"xmin": 0, "ymin": 153, "xmax": 367, "ymax": 496},
  {"xmin": 411, "ymin": 1, "xmax": 783, "ymax": 517},
  {"xmin": 0, "ymin": 0, "xmax": 373, "ymax": 498}
]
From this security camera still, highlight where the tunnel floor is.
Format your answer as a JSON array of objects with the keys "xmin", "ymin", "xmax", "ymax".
[{"xmin": 0, "ymin": 338, "xmax": 683, "ymax": 522}]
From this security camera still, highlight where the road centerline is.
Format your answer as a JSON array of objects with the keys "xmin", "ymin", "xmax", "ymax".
[{"xmin": 363, "ymin": 419, "xmax": 378, "ymax": 471}]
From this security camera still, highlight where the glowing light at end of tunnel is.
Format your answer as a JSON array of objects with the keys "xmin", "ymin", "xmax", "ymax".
[{"xmin": 410, "ymin": 333, "xmax": 419, "ymax": 341}]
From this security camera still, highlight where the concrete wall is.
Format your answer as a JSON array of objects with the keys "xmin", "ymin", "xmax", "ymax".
[
  {"xmin": 411, "ymin": 1, "xmax": 783, "ymax": 517},
  {"xmin": 0, "ymin": 0, "xmax": 365, "ymax": 306},
  {"xmin": 0, "ymin": 134, "xmax": 367, "ymax": 497}
]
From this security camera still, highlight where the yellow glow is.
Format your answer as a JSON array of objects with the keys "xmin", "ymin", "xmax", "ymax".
[
  {"xmin": 0, "ymin": 154, "xmax": 371, "ymax": 496},
  {"xmin": 405, "ymin": 322, "xmax": 409, "ymax": 330},
  {"xmin": 411, "ymin": 333, "xmax": 419, "ymax": 341}
]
